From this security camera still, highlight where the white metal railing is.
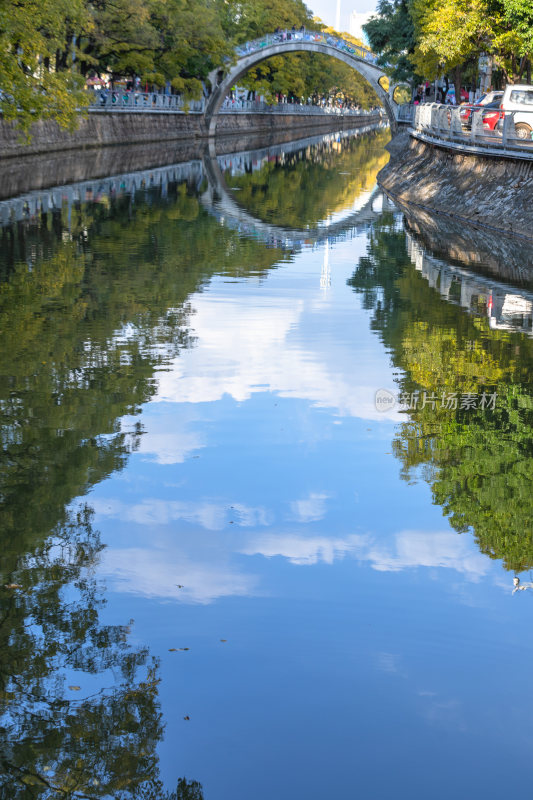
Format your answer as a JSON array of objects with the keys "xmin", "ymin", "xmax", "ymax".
[
  {"xmin": 88, "ymin": 89, "xmax": 383, "ymax": 118},
  {"xmin": 234, "ymin": 29, "xmax": 377, "ymax": 64},
  {"xmin": 397, "ymin": 103, "xmax": 414, "ymax": 122},
  {"xmin": 412, "ymin": 102, "xmax": 533, "ymax": 156},
  {"xmin": 88, "ymin": 91, "xmax": 205, "ymax": 113}
]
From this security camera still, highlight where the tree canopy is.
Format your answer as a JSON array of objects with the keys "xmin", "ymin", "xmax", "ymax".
[
  {"xmin": 0, "ymin": 0, "xmax": 378, "ymax": 133},
  {"xmin": 364, "ymin": 0, "xmax": 533, "ymax": 88},
  {"xmin": 364, "ymin": 0, "xmax": 418, "ymax": 84}
]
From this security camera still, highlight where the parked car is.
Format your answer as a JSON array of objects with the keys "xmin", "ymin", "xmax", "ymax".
[
  {"xmin": 459, "ymin": 91, "xmax": 503, "ymax": 127},
  {"xmin": 480, "ymin": 100, "xmax": 505, "ymax": 131},
  {"xmin": 497, "ymin": 84, "xmax": 533, "ymax": 140}
]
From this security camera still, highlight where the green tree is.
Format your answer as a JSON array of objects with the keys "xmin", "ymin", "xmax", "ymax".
[
  {"xmin": 0, "ymin": 0, "xmax": 90, "ymax": 132},
  {"xmin": 150, "ymin": 0, "xmax": 232, "ymax": 96},
  {"xmin": 410, "ymin": 0, "xmax": 532, "ymax": 86},
  {"xmin": 81, "ymin": 0, "xmax": 160, "ymax": 82},
  {"xmin": 363, "ymin": 0, "xmax": 419, "ymax": 85},
  {"xmin": 243, "ymin": 47, "xmax": 380, "ymax": 108},
  {"xmin": 219, "ymin": 0, "xmax": 314, "ymax": 44}
]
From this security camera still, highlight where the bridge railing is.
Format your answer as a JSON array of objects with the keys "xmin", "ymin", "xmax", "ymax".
[
  {"xmin": 234, "ymin": 30, "xmax": 377, "ymax": 64},
  {"xmin": 412, "ymin": 102, "xmax": 533, "ymax": 156}
]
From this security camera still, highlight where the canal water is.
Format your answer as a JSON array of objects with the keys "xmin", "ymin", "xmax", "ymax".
[{"xmin": 2, "ymin": 126, "xmax": 533, "ymax": 799}]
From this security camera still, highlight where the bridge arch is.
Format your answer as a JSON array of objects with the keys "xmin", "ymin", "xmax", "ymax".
[{"xmin": 205, "ymin": 32, "xmax": 397, "ymax": 136}]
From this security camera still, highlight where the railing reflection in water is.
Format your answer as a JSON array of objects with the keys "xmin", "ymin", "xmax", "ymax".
[{"xmin": 406, "ymin": 231, "xmax": 533, "ymax": 336}]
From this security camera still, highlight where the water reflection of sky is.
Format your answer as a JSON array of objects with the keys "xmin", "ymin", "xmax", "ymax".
[{"xmin": 86, "ymin": 224, "xmax": 533, "ymax": 798}]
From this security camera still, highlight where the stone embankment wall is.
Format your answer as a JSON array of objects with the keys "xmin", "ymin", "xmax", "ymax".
[
  {"xmin": 0, "ymin": 111, "xmax": 381, "ymax": 159},
  {"xmin": 0, "ymin": 120, "xmax": 383, "ymax": 199},
  {"xmin": 379, "ymin": 130, "xmax": 533, "ymax": 241}
]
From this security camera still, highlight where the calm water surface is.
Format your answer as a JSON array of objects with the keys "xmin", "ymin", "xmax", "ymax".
[{"xmin": 2, "ymin": 127, "xmax": 533, "ymax": 799}]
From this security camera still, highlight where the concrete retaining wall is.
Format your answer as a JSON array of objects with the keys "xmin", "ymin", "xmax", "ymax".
[
  {"xmin": 0, "ymin": 111, "xmax": 381, "ymax": 159},
  {"xmin": 0, "ymin": 119, "xmax": 384, "ymax": 199}
]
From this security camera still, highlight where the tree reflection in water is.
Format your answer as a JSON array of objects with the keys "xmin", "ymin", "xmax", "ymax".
[
  {"xmin": 1, "ymin": 505, "xmax": 205, "ymax": 798},
  {"xmin": 0, "ymin": 133, "xmax": 417, "ymax": 796},
  {"xmin": 349, "ymin": 214, "xmax": 533, "ymax": 574},
  {"xmin": 2, "ymin": 129, "xmax": 375, "ymax": 794},
  {"xmin": 0, "ymin": 181, "xmax": 261, "ymax": 798}
]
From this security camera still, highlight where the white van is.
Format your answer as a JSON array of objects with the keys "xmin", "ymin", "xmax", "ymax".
[{"xmin": 500, "ymin": 84, "xmax": 533, "ymax": 139}]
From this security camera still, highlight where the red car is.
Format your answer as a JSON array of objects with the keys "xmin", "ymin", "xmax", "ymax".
[
  {"xmin": 481, "ymin": 100, "xmax": 504, "ymax": 131},
  {"xmin": 459, "ymin": 91, "xmax": 503, "ymax": 127}
]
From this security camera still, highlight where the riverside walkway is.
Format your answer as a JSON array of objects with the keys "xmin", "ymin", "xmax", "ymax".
[{"xmin": 90, "ymin": 93, "xmax": 379, "ymax": 119}]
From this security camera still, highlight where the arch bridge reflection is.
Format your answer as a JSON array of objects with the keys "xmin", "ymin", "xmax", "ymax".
[
  {"xmin": 2, "ymin": 131, "xmax": 533, "ymax": 340},
  {"xmin": 0, "ymin": 127, "xmax": 391, "ymax": 251}
]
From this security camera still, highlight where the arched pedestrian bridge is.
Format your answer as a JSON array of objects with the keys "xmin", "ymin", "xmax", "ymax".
[{"xmin": 206, "ymin": 30, "xmax": 398, "ymax": 135}]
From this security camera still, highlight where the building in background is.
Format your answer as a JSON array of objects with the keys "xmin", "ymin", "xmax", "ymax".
[{"xmin": 349, "ymin": 10, "xmax": 373, "ymax": 43}]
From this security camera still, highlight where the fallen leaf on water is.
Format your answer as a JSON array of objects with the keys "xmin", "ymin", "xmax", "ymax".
[
  {"xmin": 4, "ymin": 584, "xmax": 22, "ymax": 590},
  {"xmin": 183, "ymin": 715, "xmax": 190, "ymax": 721},
  {"xmin": 68, "ymin": 686, "xmax": 81, "ymax": 691}
]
